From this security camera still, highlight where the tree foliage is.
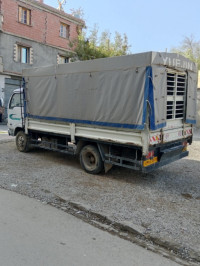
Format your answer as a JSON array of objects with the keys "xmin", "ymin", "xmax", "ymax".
[
  {"xmin": 172, "ymin": 35, "xmax": 200, "ymax": 70},
  {"xmin": 69, "ymin": 25, "xmax": 131, "ymax": 61},
  {"xmin": 70, "ymin": 7, "xmax": 84, "ymax": 19}
]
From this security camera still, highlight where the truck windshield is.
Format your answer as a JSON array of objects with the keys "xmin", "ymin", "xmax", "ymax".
[{"xmin": 9, "ymin": 93, "xmax": 23, "ymax": 109}]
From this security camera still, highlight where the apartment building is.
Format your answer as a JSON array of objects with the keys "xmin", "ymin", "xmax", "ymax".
[{"xmin": 0, "ymin": 0, "xmax": 84, "ymax": 120}]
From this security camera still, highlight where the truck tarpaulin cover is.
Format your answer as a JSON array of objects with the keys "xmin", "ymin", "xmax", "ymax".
[{"xmin": 23, "ymin": 52, "xmax": 197, "ymax": 130}]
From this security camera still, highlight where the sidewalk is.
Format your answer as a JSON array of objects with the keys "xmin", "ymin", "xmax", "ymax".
[{"xmin": 0, "ymin": 188, "xmax": 180, "ymax": 266}]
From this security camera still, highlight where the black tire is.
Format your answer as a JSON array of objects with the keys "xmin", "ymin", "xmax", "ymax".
[
  {"xmin": 80, "ymin": 145, "xmax": 103, "ymax": 174},
  {"xmin": 16, "ymin": 131, "xmax": 30, "ymax": 152}
]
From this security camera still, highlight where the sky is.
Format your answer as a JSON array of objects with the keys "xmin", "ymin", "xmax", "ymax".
[{"xmin": 44, "ymin": 0, "xmax": 199, "ymax": 53}]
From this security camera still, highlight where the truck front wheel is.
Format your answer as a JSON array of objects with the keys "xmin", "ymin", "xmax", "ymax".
[
  {"xmin": 80, "ymin": 145, "xmax": 103, "ymax": 174},
  {"xmin": 16, "ymin": 131, "xmax": 30, "ymax": 152}
]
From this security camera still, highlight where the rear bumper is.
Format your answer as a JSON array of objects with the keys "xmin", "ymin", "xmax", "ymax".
[{"xmin": 142, "ymin": 151, "xmax": 189, "ymax": 173}]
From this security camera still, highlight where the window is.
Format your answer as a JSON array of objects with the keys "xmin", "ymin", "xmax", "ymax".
[
  {"xmin": 18, "ymin": 46, "xmax": 30, "ymax": 63},
  {"xmin": 59, "ymin": 55, "xmax": 69, "ymax": 64},
  {"xmin": 60, "ymin": 23, "xmax": 70, "ymax": 39},
  {"xmin": 57, "ymin": 54, "xmax": 69, "ymax": 64},
  {"xmin": 9, "ymin": 94, "xmax": 23, "ymax": 109},
  {"xmin": 19, "ymin": 6, "xmax": 31, "ymax": 25},
  {"xmin": 13, "ymin": 44, "xmax": 33, "ymax": 64}
]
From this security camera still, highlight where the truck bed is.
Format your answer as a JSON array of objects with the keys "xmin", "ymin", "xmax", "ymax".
[{"xmin": 26, "ymin": 118, "xmax": 193, "ymax": 156}]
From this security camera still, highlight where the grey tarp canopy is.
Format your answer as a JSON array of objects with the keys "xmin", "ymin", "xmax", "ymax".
[{"xmin": 23, "ymin": 51, "xmax": 197, "ymax": 131}]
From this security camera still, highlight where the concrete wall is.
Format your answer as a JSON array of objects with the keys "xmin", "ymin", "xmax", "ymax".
[
  {"xmin": 0, "ymin": 32, "xmax": 71, "ymax": 74},
  {"xmin": 0, "ymin": 56, "xmax": 11, "ymax": 100},
  {"xmin": 0, "ymin": 32, "xmax": 73, "ymax": 120},
  {"xmin": 0, "ymin": 56, "xmax": 3, "ymax": 73},
  {"xmin": 0, "ymin": 75, "xmax": 5, "ymax": 99}
]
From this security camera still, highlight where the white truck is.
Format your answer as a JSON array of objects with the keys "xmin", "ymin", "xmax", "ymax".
[{"xmin": 7, "ymin": 52, "xmax": 197, "ymax": 174}]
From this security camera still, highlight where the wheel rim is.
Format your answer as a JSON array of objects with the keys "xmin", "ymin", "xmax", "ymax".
[
  {"xmin": 18, "ymin": 136, "xmax": 25, "ymax": 149},
  {"xmin": 83, "ymin": 151, "xmax": 97, "ymax": 171}
]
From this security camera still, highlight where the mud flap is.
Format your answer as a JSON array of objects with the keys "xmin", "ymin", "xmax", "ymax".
[{"xmin": 104, "ymin": 162, "xmax": 113, "ymax": 173}]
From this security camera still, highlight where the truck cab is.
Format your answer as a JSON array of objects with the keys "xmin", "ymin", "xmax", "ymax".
[{"xmin": 7, "ymin": 88, "xmax": 24, "ymax": 136}]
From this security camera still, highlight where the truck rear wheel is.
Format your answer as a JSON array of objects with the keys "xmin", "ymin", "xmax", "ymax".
[
  {"xmin": 16, "ymin": 131, "xmax": 30, "ymax": 152},
  {"xmin": 80, "ymin": 145, "xmax": 103, "ymax": 174}
]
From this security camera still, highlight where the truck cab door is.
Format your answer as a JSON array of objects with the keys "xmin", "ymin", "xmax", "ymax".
[{"xmin": 7, "ymin": 92, "xmax": 24, "ymax": 134}]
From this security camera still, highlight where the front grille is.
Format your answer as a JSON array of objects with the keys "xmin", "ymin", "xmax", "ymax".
[{"xmin": 166, "ymin": 72, "xmax": 186, "ymax": 120}]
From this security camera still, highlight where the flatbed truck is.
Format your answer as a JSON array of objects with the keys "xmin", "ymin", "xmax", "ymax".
[{"xmin": 7, "ymin": 52, "xmax": 197, "ymax": 174}]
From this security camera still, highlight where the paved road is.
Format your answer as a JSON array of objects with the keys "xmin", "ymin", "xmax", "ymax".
[{"xmin": 0, "ymin": 188, "xmax": 181, "ymax": 266}]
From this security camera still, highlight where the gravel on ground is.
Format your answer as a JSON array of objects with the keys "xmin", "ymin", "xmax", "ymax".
[{"xmin": 0, "ymin": 139, "xmax": 199, "ymax": 263}]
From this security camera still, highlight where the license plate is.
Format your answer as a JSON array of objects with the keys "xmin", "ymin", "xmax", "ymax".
[{"xmin": 143, "ymin": 157, "xmax": 158, "ymax": 167}]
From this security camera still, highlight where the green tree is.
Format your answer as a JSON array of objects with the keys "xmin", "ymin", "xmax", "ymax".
[
  {"xmin": 172, "ymin": 35, "xmax": 200, "ymax": 70},
  {"xmin": 69, "ymin": 25, "xmax": 131, "ymax": 61},
  {"xmin": 88, "ymin": 24, "xmax": 99, "ymax": 47}
]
